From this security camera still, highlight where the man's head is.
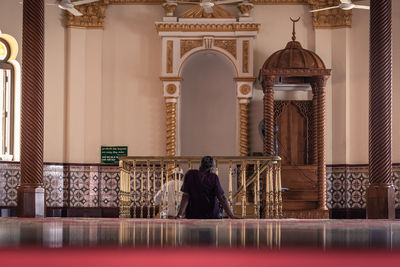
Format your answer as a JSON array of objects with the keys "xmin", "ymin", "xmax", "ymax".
[{"xmin": 200, "ymin": 156, "xmax": 215, "ymax": 171}]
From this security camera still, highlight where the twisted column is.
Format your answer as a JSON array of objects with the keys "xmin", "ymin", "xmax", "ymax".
[
  {"xmin": 239, "ymin": 99, "xmax": 250, "ymax": 156},
  {"xmin": 262, "ymin": 76, "xmax": 275, "ymax": 156},
  {"xmin": 315, "ymin": 77, "xmax": 328, "ymax": 210},
  {"xmin": 367, "ymin": 0, "xmax": 394, "ymax": 219},
  {"xmin": 311, "ymin": 83, "xmax": 318, "ymax": 165},
  {"xmin": 166, "ymin": 98, "xmax": 177, "ymax": 156},
  {"xmin": 17, "ymin": 0, "xmax": 45, "ymax": 217}
]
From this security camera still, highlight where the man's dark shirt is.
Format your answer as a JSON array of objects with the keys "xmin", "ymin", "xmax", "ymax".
[{"xmin": 181, "ymin": 169, "xmax": 224, "ymax": 219}]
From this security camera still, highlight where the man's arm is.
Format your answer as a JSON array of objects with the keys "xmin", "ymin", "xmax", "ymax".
[
  {"xmin": 176, "ymin": 192, "xmax": 190, "ymax": 218},
  {"xmin": 217, "ymin": 194, "xmax": 239, "ymax": 219}
]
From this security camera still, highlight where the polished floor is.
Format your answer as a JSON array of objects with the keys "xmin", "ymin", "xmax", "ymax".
[{"xmin": 0, "ymin": 218, "xmax": 400, "ymax": 249}]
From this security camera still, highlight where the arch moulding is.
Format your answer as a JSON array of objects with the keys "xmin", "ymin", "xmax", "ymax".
[{"xmin": 156, "ymin": 18, "xmax": 260, "ymax": 156}]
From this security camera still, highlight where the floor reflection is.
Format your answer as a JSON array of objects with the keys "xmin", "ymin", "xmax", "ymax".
[{"xmin": 0, "ymin": 218, "xmax": 399, "ymax": 249}]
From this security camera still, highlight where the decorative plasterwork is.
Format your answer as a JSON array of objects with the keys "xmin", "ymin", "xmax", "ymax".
[
  {"xmin": 308, "ymin": 0, "xmax": 352, "ymax": 28},
  {"xmin": 166, "ymin": 40, "xmax": 173, "ymax": 73},
  {"xmin": 156, "ymin": 23, "xmax": 261, "ymax": 32},
  {"xmin": 65, "ymin": 2, "xmax": 108, "ymax": 28},
  {"xmin": 65, "ymin": 0, "xmax": 357, "ymax": 29},
  {"xmin": 180, "ymin": 40, "xmax": 203, "ymax": 57},
  {"xmin": 166, "ymin": 84, "xmax": 177, "ymax": 94},
  {"xmin": 239, "ymin": 84, "xmax": 251, "ymax": 95},
  {"xmin": 180, "ymin": 5, "xmax": 234, "ymax": 19},
  {"xmin": 242, "ymin": 40, "xmax": 249, "ymax": 73},
  {"xmin": 262, "ymin": 68, "xmax": 331, "ymax": 76},
  {"xmin": 108, "ymin": 0, "xmax": 308, "ymax": 3},
  {"xmin": 214, "ymin": 40, "xmax": 237, "ymax": 59}
]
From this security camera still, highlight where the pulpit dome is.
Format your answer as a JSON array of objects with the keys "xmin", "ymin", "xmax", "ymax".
[{"xmin": 262, "ymin": 40, "xmax": 326, "ymax": 71}]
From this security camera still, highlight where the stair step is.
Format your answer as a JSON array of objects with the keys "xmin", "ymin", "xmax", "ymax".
[
  {"xmin": 282, "ymin": 190, "xmax": 318, "ymax": 201},
  {"xmin": 283, "ymin": 209, "xmax": 329, "ymax": 219},
  {"xmin": 283, "ymin": 200, "xmax": 318, "ymax": 210}
]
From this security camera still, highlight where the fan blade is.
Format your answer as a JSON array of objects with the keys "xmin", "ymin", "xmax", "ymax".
[
  {"xmin": 353, "ymin": 4, "xmax": 370, "ymax": 10},
  {"xmin": 66, "ymin": 7, "xmax": 83, "ymax": 16},
  {"xmin": 310, "ymin": 5, "xmax": 340, "ymax": 12},
  {"xmin": 214, "ymin": 0, "xmax": 243, "ymax": 5},
  {"xmin": 73, "ymin": 0, "xmax": 99, "ymax": 6},
  {"xmin": 175, "ymin": 1, "xmax": 200, "ymax": 4}
]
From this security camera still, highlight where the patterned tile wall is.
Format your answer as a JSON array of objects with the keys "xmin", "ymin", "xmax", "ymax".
[
  {"xmin": 326, "ymin": 165, "xmax": 400, "ymax": 209},
  {"xmin": 1, "ymin": 162, "xmax": 400, "ymax": 209},
  {"xmin": 0, "ymin": 162, "xmax": 122, "ymax": 208}
]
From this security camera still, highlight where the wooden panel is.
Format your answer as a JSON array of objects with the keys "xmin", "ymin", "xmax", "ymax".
[
  {"xmin": 276, "ymin": 102, "xmax": 308, "ymax": 165},
  {"xmin": 281, "ymin": 165, "xmax": 317, "ymax": 189},
  {"xmin": 282, "ymin": 190, "xmax": 318, "ymax": 201},
  {"xmin": 283, "ymin": 200, "xmax": 318, "ymax": 210}
]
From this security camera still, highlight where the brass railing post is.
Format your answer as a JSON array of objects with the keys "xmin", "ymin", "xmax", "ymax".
[
  {"xmin": 118, "ymin": 160, "xmax": 131, "ymax": 218},
  {"xmin": 133, "ymin": 160, "xmax": 137, "ymax": 218},
  {"xmin": 228, "ymin": 161, "xmax": 233, "ymax": 210},
  {"xmin": 160, "ymin": 160, "xmax": 164, "ymax": 218},
  {"xmin": 241, "ymin": 161, "xmax": 246, "ymax": 218},
  {"xmin": 140, "ymin": 167, "xmax": 144, "ymax": 218},
  {"xmin": 147, "ymin": 160, "xmax": 151, "ymax": 218},
  {"xmin": 277, "ymin": 161, "xmax": 283, "ymax": 218},
  {"xmin": 265, "ymin": 167, "xmax": 270, "ymax": 219},
  {"xmin": 256, "ymin": 160, "xmax": 260, "ymax": 218},
  {"xmin": 152, "ymin": 163, "xmax": 156, "ymax": 218}
]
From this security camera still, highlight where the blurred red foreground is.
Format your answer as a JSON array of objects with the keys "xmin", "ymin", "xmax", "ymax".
[{"xmin": 1, "ymin": 248, "xmax": 400, "ymax": 267}]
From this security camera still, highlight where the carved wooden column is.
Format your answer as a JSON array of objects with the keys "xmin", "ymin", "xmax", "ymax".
[
  {"xmin": 17, "ymin": 0, "xmax": 45, "ymax": 217},
  {"xmin": 367, "ymin": 0, "xmax": 394, "ymax": 219},
  {"xmin": 315, "ymin": 76, "xmax": 328, "ymax": 210},
  {"xmin": 262, "ymin": 76, "xmax": 275, "ymax": 156},
  {"xmin": 311, "ymin": 82, "xmax": 318, "ymax": 165}
]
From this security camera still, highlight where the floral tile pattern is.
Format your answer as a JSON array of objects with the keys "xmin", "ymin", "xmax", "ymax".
[{"xmin": 0, "ymin": 163, "xmax": 20, "ymax": 206}]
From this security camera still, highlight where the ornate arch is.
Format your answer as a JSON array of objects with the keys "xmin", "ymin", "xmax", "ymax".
[
  {"xmin": 179, "ymin": 47, "xmax": 239, "ymax": 78},
  {"xmin": 156, "ymin": 20, "xmax": 260, "ymax": 156}
]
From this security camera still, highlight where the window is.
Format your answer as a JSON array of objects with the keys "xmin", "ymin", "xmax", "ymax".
[{"xmin": 0, "ymin": 34, "xmax": 20, "ymax": 161}]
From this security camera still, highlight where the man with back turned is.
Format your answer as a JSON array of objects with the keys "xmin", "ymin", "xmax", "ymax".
[{"xmin": 176, "ymin": 156, "xmax": 237, "ymax": 219}]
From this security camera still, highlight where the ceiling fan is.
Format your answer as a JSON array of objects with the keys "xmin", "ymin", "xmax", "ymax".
[
  {"xmin": 58, "ymin": 0, "xmax": 100, "ymax": 16},
  {"xmin": 310, "ymin": 0, "xmax": 369, "ymax": 13},
  {"xmin": 172, "ymin": 0, "xmax": 245, "ymax": 14}
]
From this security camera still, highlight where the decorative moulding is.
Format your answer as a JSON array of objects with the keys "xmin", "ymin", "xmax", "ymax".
[{"xmin": 65, "ymin": 0, "xmax": 355, "ymax": 29}]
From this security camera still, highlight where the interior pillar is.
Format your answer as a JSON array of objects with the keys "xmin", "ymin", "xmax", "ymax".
[
  {"xmin": 165, "ymin": 98, "xmax": 177, "ymax": 156},
  {"xmin": 316, "ymin": 76, "xmax": 328, "ymax": 211},
  {"xmin": 262, "ymin": 76, "xmax": 275, "ymax": 156},
  {"xmin": 367, "ymin": 0, "xmax": 395, "ymax": 219},
  {"xmin": 239, "ymin": 99, "xmax": 250, "ymax": 156},
  {"xmin": 311, "ymin": 83, "xmax": 318, "ymax": 165},
  {"xmin": 17, "ymin": 0, "xmax": 45, "ymax": 217}
]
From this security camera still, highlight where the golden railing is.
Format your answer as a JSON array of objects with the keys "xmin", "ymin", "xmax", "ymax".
[{"xmin": 118, "ymin": 156, "xmax": 281, "ymax": 219}]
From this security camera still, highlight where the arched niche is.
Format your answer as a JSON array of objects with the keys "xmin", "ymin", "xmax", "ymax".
[
  {"xmin": 180, "ymin": 50, "xmax": 237, "ymax": 156},
  {"xmin": 156, "ymin": 19, "xmax": 260, "ymax": 156}
]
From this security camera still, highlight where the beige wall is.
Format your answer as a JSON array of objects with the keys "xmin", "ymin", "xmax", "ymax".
[
  {"xmin": 102, "ymin": 5, "xmax": 165, "ymax": 158},
  {"xmin": 1, "ymin": 2, "xmax": 399, "ymax": 165}
]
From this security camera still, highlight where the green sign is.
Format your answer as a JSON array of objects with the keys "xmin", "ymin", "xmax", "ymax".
[{"xmin": 101, "ymin": 146, "xmax": 128, "ymax": 164}]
